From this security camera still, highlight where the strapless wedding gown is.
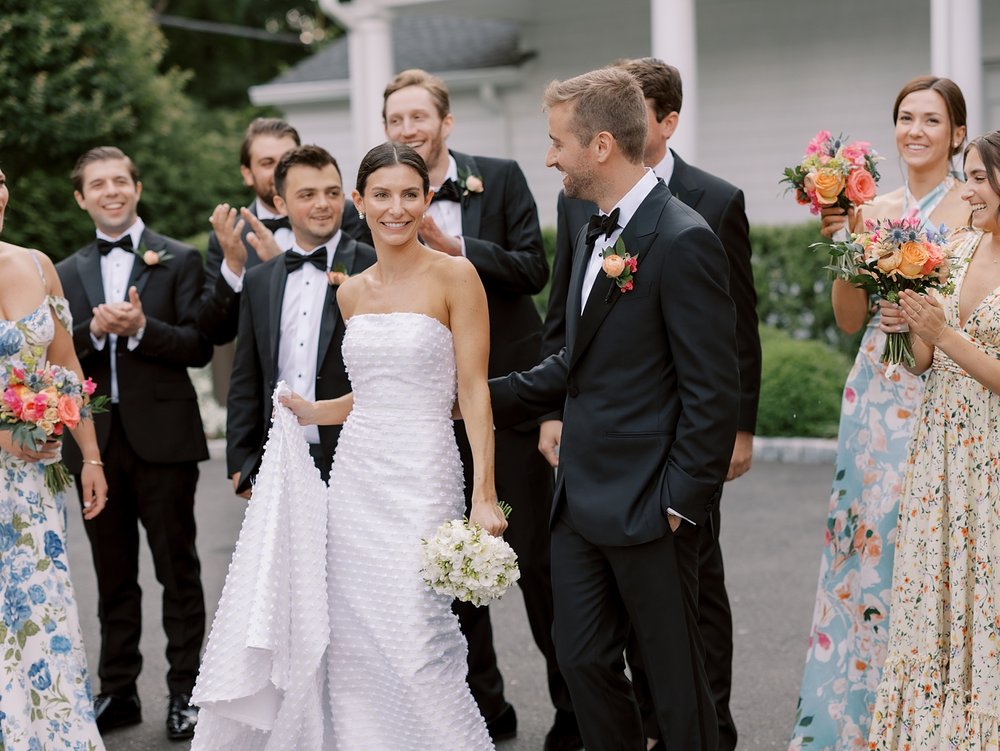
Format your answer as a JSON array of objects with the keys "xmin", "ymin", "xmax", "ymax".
[{"xmin": 192, "ymin": 312, "xmax": 492, "ymax": 750}]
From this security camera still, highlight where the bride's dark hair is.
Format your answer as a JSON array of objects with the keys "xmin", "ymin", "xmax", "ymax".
[{"xmin": 356, "ymin": 142, "xmax": 429, "ymax": 195}]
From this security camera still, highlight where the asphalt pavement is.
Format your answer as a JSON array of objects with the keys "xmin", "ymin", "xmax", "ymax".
[{"xmin": 65, "ymin": 456, "xmax": 834, "ymax": 750}]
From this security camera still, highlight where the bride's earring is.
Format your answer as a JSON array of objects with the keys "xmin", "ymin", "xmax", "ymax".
[{"xmin": 358, "ymin": 210, "xmax": 365, "ymax": 220}]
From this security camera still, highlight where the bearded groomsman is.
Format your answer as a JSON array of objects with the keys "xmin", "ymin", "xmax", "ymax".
[
  {"xmin": 539, "ymin": 57, "xmax": 761, "ymax": 751},
  {"xmin": 198, "ymin": 117, "xmax": 300, "ymax": 346},
  {"xmin": 341, "ymin": 69, "xmax": 579, "ymax": 750},
  {"xmin": 57, "ymin": 146, "xmax": 213, "ymax": 741},
  {"xmin": 226, "ymin": 145, "xmax": 375, "ymax": 498}
]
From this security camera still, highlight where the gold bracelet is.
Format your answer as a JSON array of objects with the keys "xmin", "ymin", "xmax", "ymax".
[{"xmin": 83, "ymin": 459, "xmax": 104, "ymax": 467}]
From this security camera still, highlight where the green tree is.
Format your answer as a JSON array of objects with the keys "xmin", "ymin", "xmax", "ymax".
[{"xmin": 0, "ymin": 0, "xmax": 247, "ymax": 259}]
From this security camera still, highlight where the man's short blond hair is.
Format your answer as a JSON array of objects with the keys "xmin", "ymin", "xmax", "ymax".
[
  {"xmin": 382, "ymin": 69, "xmax": 451, "ymax": 122},
  {"xmin": 543, "ymin": 67, "xmax": 646, "ymax": 164}
]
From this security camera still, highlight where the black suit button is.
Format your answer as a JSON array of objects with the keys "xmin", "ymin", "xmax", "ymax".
[{"xmin": 567, "ymin": 386, "xmax": 579, "ymax": 398}]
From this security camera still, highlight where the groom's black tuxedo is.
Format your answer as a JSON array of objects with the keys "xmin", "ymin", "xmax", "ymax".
[
  {"xmin": 491, "ymin": 180, "xmax": 740, "ymax": 749},
  {"xmin": 57, "ymin": 228, "xmax": 212, "ymax": 697},
  {"xmin": 226, "ymin": 233, "xmax": 376, "ymax": 494},
  {"xmin": 343, "ymin": 150, "xmax": 570, "ymax": 722},
  {"xmin": 541, "ymin": 151, "xmax": 760, "ymax": 748}
]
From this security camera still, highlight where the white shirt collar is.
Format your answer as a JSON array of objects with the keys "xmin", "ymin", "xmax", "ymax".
[
  {"xmin": 652, "ymin": 148, "xmax": 675, "ymax": 185},
  {"xmin": 96, "ymin": 217, "xmax": 145, "ymax": 250},
  {"xmin": 289, "ymin": 232, "xmax": 340, "ymax": 269},
  {"xmin": 602, "ymin": 169, "xmax": 659, "ymax": 231},
  {"xmin": 255, "ymin": 198, "xmax": 283, "ymax": 221}
]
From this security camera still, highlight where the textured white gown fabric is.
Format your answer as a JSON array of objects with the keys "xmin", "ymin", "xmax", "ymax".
[{"xmin": 192, "ymin": 313, "xmax": 493, "ymax": 750}]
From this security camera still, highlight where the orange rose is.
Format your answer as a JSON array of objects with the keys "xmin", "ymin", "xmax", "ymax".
[
  {"xmin": 812, "ymin": 169, "xmax": 845, "ymax": 206},
  {"xmin": 57, "ymin": 394, "xmax": 81, "ymax": 429},
  {"xmin": 143, "ymin": 250, "xmax": 160, "ymax": 266},
  {"xmin": 844, "ymin": 169, "xmax": 876, "ymax": 205},
  {"xmin": 602, "ymin": 254, "xmax": 626, "ymax": 278},
  {"xmin": 327, "ymin": 271, "xmax": 349, "ymax": 286},
  {"xmin": 921, "ymin": 242, "xmax": 945, "ymax": 275},
  {"xmin": 897, "ymin": 241, "xmax": 930, "ymax": 279}
]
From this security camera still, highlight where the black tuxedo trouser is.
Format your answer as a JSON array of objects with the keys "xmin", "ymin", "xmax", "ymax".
[
  {"xmin": 77, "ymin": 407, "xmax": 205, "ymax": 696},
  {"xmin": 551, "ymin": 503, "xmax": 717, "ymax": 751},
  {"xmin": 630, "ymin": 505, "xmax": 737, "ymax": 750},
  {"xmin": 452, "ymin": 422, "xmax": 572, "ymax": 720}
]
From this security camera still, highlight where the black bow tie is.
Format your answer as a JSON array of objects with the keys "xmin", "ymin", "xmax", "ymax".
[
  {"xmin": 97, "ymin": 238, "xmax": 134, "ymax": 256},
  {"xmin": 260, "ymin": 216, "xmax": 291, "ymax": 232},
  {"xmin": 585, "ymin": 207, "xmax": 620, "ymax": 247},
  {"xmin": 284, "ymin": 247, "xmax": 327, "ymax": 273},
  {"xmin": 431, "ymin": 178, "xmax": 462, "ymax": 204}
]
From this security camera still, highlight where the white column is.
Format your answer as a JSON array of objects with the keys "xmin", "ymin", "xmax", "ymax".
[
  {"xmin": 347, "ymin": 8, "xmax": 395, "ymax": 157},
  {"xmin": 930, "ymin": 0, "xmax": 983, "ymax": 138},
  {"xmin": 650, "ymin": 0, "xmax": 697, "ymax": 163}
]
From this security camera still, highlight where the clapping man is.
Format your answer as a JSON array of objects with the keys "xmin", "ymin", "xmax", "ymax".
[
  {"xmin": 342, "ymin": 69, "xmax": 580, "ymax": 750},
  {"xmin": 226, "ymin": 145, "xmax": 375, "ymax": 497},
  {"xmin": 489, "ymin": 67, "xmax": 740, "ymax": 750},
  {"xmin": 58, "ymin": 147, "xmax": 213, "ymax": 741},
  {"xmin": 539, "ymin": 58, "xmax": 760, "ymax": 750}
]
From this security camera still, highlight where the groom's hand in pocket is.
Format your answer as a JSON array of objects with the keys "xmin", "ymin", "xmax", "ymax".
[{"xmin": 231, "ymin": 472, "xmax": 251, "ymax": 500}]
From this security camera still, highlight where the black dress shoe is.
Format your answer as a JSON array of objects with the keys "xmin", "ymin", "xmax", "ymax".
[
  {"xmin": 94, "ymin": 692, "xmax": 142, "ymax": 732},
  {"xmin": 166, "ymin": 693, "xmax": 199, "ymax": 741},
  {"xmin": 544, "ymin": 709, "xmax": 584, "ymax": 751},
  {"xmin": 485, "ymin": 703, "xmax": 517, "ymax": 742}
]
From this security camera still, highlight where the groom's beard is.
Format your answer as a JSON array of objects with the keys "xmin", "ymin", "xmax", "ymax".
[{"xmin": 563, "ymin": 166, "xmax": 598, "ymax": 203}]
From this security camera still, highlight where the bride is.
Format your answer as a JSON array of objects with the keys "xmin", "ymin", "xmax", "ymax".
[{"xmin": 192, "ymin": 142, "xmax": 507, "ymax": 750}]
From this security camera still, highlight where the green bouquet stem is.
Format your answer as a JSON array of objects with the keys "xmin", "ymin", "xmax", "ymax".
[
  {"xmin": 880, "ymin": 331, "xmax": 915, "ymax": 369},
  {"xmin": 43, "ymin": 462, "xmax": 72, "ymax": 495}
]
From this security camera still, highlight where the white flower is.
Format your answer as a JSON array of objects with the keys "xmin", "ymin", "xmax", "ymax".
[{"xmin": 420, "ymin": 518, "xmax": 520, "ymax": 607}]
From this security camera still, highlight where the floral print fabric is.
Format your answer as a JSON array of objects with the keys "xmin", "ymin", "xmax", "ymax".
[
  {"xmin": 0, "ymin": 298, "xmax": 104, "ymax": 751},
  {"xmin": 789, "ymin": 315, "xmax": 926, "ymax": 749},
  {"xmin": 869, "ymin": 230, "xmax": 1000, "ymax": 749}
]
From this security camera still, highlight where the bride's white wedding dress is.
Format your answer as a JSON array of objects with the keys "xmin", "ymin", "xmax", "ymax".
[{"xmin": 192, "ymin": 311, "xmax": 493, "ymax": 750}]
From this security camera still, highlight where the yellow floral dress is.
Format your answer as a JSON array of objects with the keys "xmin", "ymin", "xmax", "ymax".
[{"xmin": 869, "ymin": 229, "xmax": 1000, "ymax": 749}]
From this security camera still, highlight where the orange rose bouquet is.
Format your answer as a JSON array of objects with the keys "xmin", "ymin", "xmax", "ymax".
[
  {"xmin": 782, "ymin": 131, "xmax": 882, "ymax": 215},
  {"xmin": 816, "ymin": 214, "xmax": 953, "ymax": 369},
  {"xmin": 1, "ymin": 364, "xmax": 108, "ymax": 493}
]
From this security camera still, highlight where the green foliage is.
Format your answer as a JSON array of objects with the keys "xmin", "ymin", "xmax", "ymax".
[
  {"xmin": 756, "ymin": 325, "xmax": 852, "ymax": 438},
  {"xmin": 751, "ymin": 221, "xmax": 862, "ymax": 356},
  {"xmin": 0, "ymin": 0, "xmax": 249, "ymax": 260},
  {"xmin": 533, "ymin": 226, "xmax": 557, "ymax": 317}
]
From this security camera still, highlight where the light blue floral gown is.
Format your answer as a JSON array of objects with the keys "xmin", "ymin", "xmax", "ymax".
[
  {"xmin": 788, "ymin": 179, "xmax": 955, "ymax": 750},
  {"xmin": 0, "ymin": 253, "xmax": 104, "ymax": 751}
]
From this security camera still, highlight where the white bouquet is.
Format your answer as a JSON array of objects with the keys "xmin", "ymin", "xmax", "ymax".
[{"xmin": 420, "ymin": 508, "xmax": 519, "ymax": 607}]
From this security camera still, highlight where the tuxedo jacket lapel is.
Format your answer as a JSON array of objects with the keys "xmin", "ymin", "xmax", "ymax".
[
  {"xmin": 130, "ymin": 229, "xmax": 163, "ymax": 297},
  {"xmin": 78, "ymin": 244, "xmax": 106, "ymax": 310},
  {"xmin": 668, "ymin": 152, "xmax": 704, "ymax": 212},
  {"xmin": 268, "ymin": 260, "xmax": 289, "ymax": 370},
  {"xmin": 569, "ymin": 185, "xmax": 665, "ymax": 371},
  {"xmin": 316, "ymin": 235, "xmax": 355, "ymax": 367},
  {"xmin": 453, "ymin": 151, "xmax": 482, "ymax": 237}
]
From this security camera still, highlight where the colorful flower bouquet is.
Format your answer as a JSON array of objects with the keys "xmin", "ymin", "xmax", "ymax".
[
  {"xmin": 420, "ymin": 503, "xmax": 519, "ymax": 607},
  {"xmin": 782, "ymin": 131, "xmax": 882, "ymax": 216},
  {"xmin": 816, "ymin": 215, "xmax": 954, "ymax": 369},
  {"xmin": 1, "ymin": 364, "xmax": 108, "ymax": 493}
]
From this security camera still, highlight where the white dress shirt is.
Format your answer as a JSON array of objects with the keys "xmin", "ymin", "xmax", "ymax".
[
  {"xmin": 277, "ymin": 234, "xmax": 338, "ymax": 445},
  {"xmin": 220, "ymin": 198, "xmax": 294, "ymax": 293},
  {"xmin": 90, "ymin": 218, "xmax": 146, "ymax": 403},
  {"xmin": 428, "ymin": 154, "xmax": 467, "ymax": 256},
  {"xmin": 652, "ymin": 148, "xmax": 675, "ymax": 185}
]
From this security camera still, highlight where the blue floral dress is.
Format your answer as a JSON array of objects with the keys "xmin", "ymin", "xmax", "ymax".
[{"xmin": 0, "ymin": 291, "xmax": 104, "ymax": 750}]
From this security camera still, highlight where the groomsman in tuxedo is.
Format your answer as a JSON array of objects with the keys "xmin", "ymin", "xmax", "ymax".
[
  {"xmin": 489, "ymin": 67, "xmax": 740, "ymax": 750},
  {"xmin": 57, "ymin": 146, "xmax": 213, "ymax": 741},
  {"xmin": 341, "ymin": 69, "xmax": 578, "ymax": 750},
  {"xmin": 539, "ymin": 58, "xmax": 760, "ymax": 750},
  {"xmin": 226, "ymin": 145, "xmax": 375, "ymax": 498},
  {"xmin": 198, "ymin": 117, "xmax": 300, "ymax": 345}
]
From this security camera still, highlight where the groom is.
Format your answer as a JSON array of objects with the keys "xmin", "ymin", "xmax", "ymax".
[
  {"xmin": 489, "ymin": 67, "xmax": 739, "ymax": 750},
  {"xmin": 225, "ymin": 145, "xmax": 375, "ymax": 496}
]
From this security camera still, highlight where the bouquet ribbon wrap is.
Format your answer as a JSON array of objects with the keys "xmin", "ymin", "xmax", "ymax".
[{"xmin": 191, "ymin": 382, "xmax": 330, "ymax": 751}]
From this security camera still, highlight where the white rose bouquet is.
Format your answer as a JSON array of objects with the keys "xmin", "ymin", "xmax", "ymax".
[{"xmin": 420, "ymin": 504, "xmax": 519, "ymax": 607}]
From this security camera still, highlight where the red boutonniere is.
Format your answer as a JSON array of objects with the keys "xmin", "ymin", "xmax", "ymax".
[{"xmin": 601, "ymin": 238, "xmax": 638, "ymax": 293}]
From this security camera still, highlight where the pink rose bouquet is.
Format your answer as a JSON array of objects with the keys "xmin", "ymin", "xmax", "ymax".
[
  {"xmin": 1, "ymin": 363, "xmax": 109, "ymax": 493},
  {"xmin": 815, "ymin": 214, "xmax": 954, "ymax": 369},
  {"xmin": 782, "ymin": 131, "xmax": 882, "ymax": 214}
]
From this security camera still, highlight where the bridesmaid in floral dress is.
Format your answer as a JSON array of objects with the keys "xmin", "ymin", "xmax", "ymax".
[
  {"xmin": 868, "ymin": 131, "xmax": 1000, "ymax": 749},
  {"xmin": 0, "ymin": 167, "xmax": 109, "ymax": 750},
  {"xmin": 789, "ymin": 76, "xmax": 971, "ymax": 750}
]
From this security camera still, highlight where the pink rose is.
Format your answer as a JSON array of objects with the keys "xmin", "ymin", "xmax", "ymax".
[
  {"xmin": 620, "ymin": 279, "xmax": 634, "ymax": 293},
  {"xmin": 806, "ymin": 130, "xmax": 831, "ymax": 156},
  {"xmin": 602, "ymin": 254, "xmax": 626, "ymax": 278},
  {"xmin": 464, "ymin": 175, "xmax": 484, "ymax": 193},
  {"xmin": 327, "ymin": 271, "xmax": 349, "ymax": 286},
  {"xmin": 921, "ymin": 242, "xmax": 945, "ymax": 275},
  {"xmin": 844, "ymin": 169, "xmax": 876, "ymax": 205},
  {"xmin": 841, "ymin": 141, "xmax": 871, "ymax": 166},
  {"xmin": 143, "ymin": 250, "xmax": 160, "ymax": 266},
  {"xmin": 2, "ymin": 387, "xmax": 23, "ymax": 415},
  {"xmin": 57, "ymin": 394, "xmax": 81, "ymax": 429},
  {"xmin": 82, "ymin": 378, "xmax": 97, "ymax": 396}
]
